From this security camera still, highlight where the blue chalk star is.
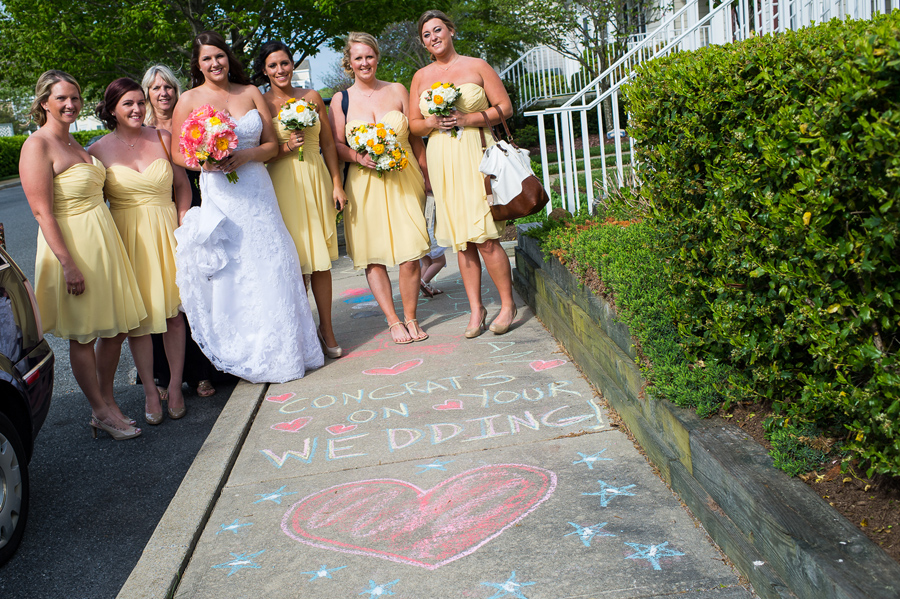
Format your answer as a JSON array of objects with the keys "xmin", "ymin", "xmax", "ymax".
[
  {"xmin": 565, "ymin": 521, "xmax": 616, "ymax": 547},
  {"xmin": 482, "ymin": 571, "xmax": 536, "ymax": 599},
  {"xmin": 625, "ymin": 541, "xmax": 685, "ymax": 570},
  {"xmin": 573, "ymin": 450, "xmax": 612, "ymax": 470},
  {"xmin": 359, "ymin": 578, "xmax": 400, "ymax": 596},
  {"xmin": 216, "ymin": 518, "xmax": 253, "ymax": 535},
  {"xmin": 212, "ymin": 550, "xmax": 264, "ymax": 576},
  {"xmin": 583, "ymin": 479, "xmax": 636, "ymax": 507},
  {"xmin": 415, "ymin": 459, "xmax": 453, "ymax": 473},
  {"xmin": 253, "ymin": 485, "xmax": 297, "ymax": 505},
  {"xmin": 301, "ymin": 564, "xmax": 347, "ymax": 581}
]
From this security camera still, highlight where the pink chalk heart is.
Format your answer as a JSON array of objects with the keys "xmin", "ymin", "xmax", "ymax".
[
  {"xmin": 326, "ymin": 424, "xmax": 358, "ymax": 435},
  {"xmin": 266, "ymin": 392, "xmax": 296, "ymax": 403},
  {"xmin": 271, "ymin": 417, "xmax": 312, "ymax": 433},
  {"xmin": 433, "ymin": 400, "xmax": 463, "ymax": 410},
  {"xmin": 529, "ymin": 359, "xmax": 567, "ymax": 372},
  {"xmin": 363, "ymin": 359, "xmax": 423, "ymax": 376},
  {"xmin": 282, "ymin": 464, "xmax": 556, "ymax": 570}
]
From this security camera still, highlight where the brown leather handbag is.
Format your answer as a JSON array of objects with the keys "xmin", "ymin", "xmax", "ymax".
[{"xmin": 478, "ymin": 106, "xmax": 550, "ymax": 221}]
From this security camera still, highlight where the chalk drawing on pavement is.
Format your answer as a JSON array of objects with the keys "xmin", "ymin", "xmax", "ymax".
[
  {"xmin": 363, "ymin": 359, "xmax": 423, "ymax": 376},
  {"xmin": 217, "ymin": 519, "xmax": 252, "ymax": 536},
  {"xmin": 624, "ymin": 542, "xmax": 685, "ymax": 570},
  {"xmin": 482, "ymin": 571, "xmax": 536, "ymax": 599},
  {"xmin": 415, "ymin": 459, "xmax": 453, "ymax": 473},
  {"xmin": 573, "ymin": 449, "xmax": 612, "ymax": 470},
  {"xmin": 253, "ymin": 486, "xmax": 297, "ymax": 505},
  {"xmin": 281, "ymin": 464, "xmax": 557, "ymax": 570},
  {"xmin": 301, "ymin": 564, "xmax": 347, "ymax": 581},
  {"xmin": 326, "ymin": 423, "xmax": 358, "ymax": 435},
  {"xmin": 583, "ymin": 480, "xmax": 637, "ymax": 507},
  {"xmin": 261, "ymin": 439, "xmax": 317, "ymax": 468},
  {"xmin": 265, "ymin": 392, "xmax": 295, "ymax": 403},
  {"xmin": 270, "ymin": 417, "xmax": 312, "ymax": 433},
  {"xmin": 529, "ymin": 359, "xmax": 567, "ymax": 372},
  {"xmin": 565, "ymin": 521, "xmax": 615, "ymax": 547},
  {"xmin": 433, "ymin": 400, "xmax": 463, "ymax": 410},
  {"xmin": 360, "ymin": 579, "xmax": 400, "ymax": 597},
  {"xmin": 212, "ymin": 550, "xmax": 264, "ymax": 576}
]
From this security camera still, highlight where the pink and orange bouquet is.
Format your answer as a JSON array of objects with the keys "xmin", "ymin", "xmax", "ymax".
[{"xmin": 179, "ymin": 104, "xmax": 239, "ymax": 183}]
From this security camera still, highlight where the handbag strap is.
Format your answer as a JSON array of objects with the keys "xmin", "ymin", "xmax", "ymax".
[{"xmin": 157, "ymin": 128, "xmax": 172, "ymax": 162}]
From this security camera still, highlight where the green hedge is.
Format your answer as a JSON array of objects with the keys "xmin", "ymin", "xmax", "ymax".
[
  {"xmin": 1, "ymin": 130, "xmax": 108, "ymax": 178},
  {"xmin": 624, "ymin": 14, "xmax": 900, "ymax": 476}
]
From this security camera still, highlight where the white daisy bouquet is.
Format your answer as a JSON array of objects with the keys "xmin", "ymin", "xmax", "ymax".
[
  {"xmin": 348, "ymin": 122, "xmax": 409, "ymax": 176},
  {"xmin": 424, "ymin": 82, "xmax": 462, "ymax": 137},
  {"xmin": 277, "ymin": 97, "xmax": 319, "ymax": 161}
]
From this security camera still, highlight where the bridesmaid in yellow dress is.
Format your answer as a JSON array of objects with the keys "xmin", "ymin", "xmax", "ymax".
[
  {"xmin": 329, "ymin": 32, "xmax": 431, "ymax": 344},
  {"xmin": 19, "ymin": 70, "xmax": 144, "ymax": 440},
  {"xmin": 88, "ymin": 77, "xmax": 192, "ymax": 425},
  {"xmin": 255, "ymin": 41, "xmax": 347, "ymax": 358},
  {"xmin": 409, "ymin": 10, "xmax": 517, "ymax": 338}
]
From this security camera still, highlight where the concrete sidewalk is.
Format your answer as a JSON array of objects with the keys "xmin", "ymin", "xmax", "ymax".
[{"xmin": 119, "ymin": 252, "xmax": 756, "ymax": 599}]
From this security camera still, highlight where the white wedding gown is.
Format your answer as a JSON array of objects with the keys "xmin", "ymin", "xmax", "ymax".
[{"xmin": 175, "ymin": 109, "xmax": 324, "ymax": 383}]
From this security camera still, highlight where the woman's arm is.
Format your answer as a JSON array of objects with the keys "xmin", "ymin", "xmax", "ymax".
[
  {"xmin": 329, "ymin": 90, "xmax": 376, "ymax": 169},
  {"xmin": 314, "ymin": 92, "xmax": 346, "ymax": 210},
  {"xmin": 408, "ymin": 69, "xmax": 438, "ymax": 137},
  {"xmin": 395, "ymin": 83, "xmax": 431, "ymax": 192},
  {"xmin": 19, "ymin": 139, "xmax": 85, "ymax": 294},
  {"xmin": 170, "ymin": 90, "xmax": 196, "ymax": 170},
  {"xmin": 469, "ymin": 58, "xmax": 513, "ymax": 128}
]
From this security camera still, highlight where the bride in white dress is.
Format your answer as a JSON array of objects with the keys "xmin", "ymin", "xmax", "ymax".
[{"xmin": 171, "ymin": 31, "xmax": 323, "ymax": 383}]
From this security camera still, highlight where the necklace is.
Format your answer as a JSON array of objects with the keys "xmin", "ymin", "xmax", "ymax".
[
  {"xmin": 272, "ymin": 88, "xmax": 294, "ymax": 104},
  {"xmin": 356, "ymin": 83, "xmax": 379, "ymax": 98},
  {"xmin": 437, "ymin": 55, "xmax": 460, "ymax": 72},
  {"xmin": 113, "ymin": 131, "xmax": 139, "ymax": 148}
]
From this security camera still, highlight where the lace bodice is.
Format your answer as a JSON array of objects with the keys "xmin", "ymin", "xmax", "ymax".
[{"xmin": 233, "ymin": 109, "xmax": 262, "ymax": 151}]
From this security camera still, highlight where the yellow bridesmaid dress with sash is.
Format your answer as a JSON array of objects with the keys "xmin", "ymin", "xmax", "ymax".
[
  {"xmin": 267, "ymin": 118, "xmax": 339, "ymax": 274},
  {"xmin": 105, "ymin": 158, "xmax": 180, "ymax": 336},
  {"xmin": 34, "ymin": 157, "xmax": 146, "ymax": 343},
  {"xmin": 343, "ymin": 111, "xmax": 429, "ymax": 269},
  {"xmin": 419, "ymin": 83, "xmax": 503, "ymax": 252}
]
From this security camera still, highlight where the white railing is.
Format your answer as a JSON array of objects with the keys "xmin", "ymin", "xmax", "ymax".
[
  {"xmin": 498, "ymin": 46, "xmax": 602, "ymax": 109},
  {"xmin": 525, "ymin": 0, "xmax": 900, "ymax": 215}
]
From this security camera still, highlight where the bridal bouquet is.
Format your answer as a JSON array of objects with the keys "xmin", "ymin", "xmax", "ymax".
[
  {"xmin": 424, "ymin": 82, "xmax": 462, "ymax": 137},
  {"xmin": 277, "ymin": 97, "xmax": 318, "ymax": 161},
  {"xmin": 348, "ymin": 122, "xmax": 409, "ymax": 176},
  {"xmin": 179, "ymin": 104, "xmax": 239, "ymax": 183}
]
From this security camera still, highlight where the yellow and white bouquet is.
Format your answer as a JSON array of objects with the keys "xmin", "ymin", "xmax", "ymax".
[
  {"xmin": 277, "ymin": 97, "xmax": 319, "ymax": 161},
  {"xmin": 424, "ymin": 81, "xmax": 462, "ymax": 137},
  {"xmin": 348, "ymin": 122, "xmax": 409, "ymax": 176}
]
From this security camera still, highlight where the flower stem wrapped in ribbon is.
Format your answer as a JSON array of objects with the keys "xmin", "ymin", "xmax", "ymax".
[
  {"xmin": 277, "ymin": 97, "xmax": 319, "ymax": 161},
  {"xmin": 348, "ymin": 122, "xmax": 409, "ymax": 177},
  {"xmin": 424, "ymin": 82, "xmax": 462, "ymax": 137},
  {"xmin": 179, "ymin": 104, "xmax": 240, "ymax": 183}
]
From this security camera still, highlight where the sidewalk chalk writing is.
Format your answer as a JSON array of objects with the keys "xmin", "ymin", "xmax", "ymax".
[
  {"xmin": 363, "ymin": 359, "xmax": 423, "ymax": 376},
  {"xmin": 281, "ymin": 464, "xmax": 556, "ymax": 570}
]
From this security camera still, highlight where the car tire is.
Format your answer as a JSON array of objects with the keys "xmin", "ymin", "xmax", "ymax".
[{"xmin": 0, "ymin": 412, "xmax": 29, "ymax": 566}]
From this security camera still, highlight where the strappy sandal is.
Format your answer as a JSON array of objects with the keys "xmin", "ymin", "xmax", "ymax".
[
  {"xmin": 388, "ymin": 321, "xmax": 413, "ymax": 345},
  {"xmin": 405, "ymin": 319, "xmax": 429, "ymax": 341},
  {"xmin": 197, "ymin": 380, "xmax": 216, "ymax": 397}
]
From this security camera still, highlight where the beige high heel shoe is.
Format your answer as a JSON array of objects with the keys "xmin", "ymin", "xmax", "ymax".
[
  {"xmin": 317, "ymin": 326, "xmax": 343, "ymax": 358},
  {"xmin": 90, "ymin": 417, "xmax": 142, "ymax": 441},
  {"xmin": 465, "ymin": 307, "xmax": 488, "ymax": 339},
  {"xmin": 489, "ymin": 307, "xmax": 518, "ymax": 335}
]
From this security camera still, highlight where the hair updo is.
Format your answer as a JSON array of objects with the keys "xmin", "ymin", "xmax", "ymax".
[
  {"xmin": 29, "ymin": 70, "xmax": 81, "ymax": 127},
  {"xmin": 417, "ymin": 9, "xmax": 456, "ymax": 42},
  {"xmin": 95, "ymin": 77, "xmax": 144, "ymax": 130},
  {"xmin": 341, "ymin": 32, "xmax": 380, "ymax": 77}
]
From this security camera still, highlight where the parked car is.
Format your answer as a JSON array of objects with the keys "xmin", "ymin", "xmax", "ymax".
[{"xmin": 0, "ymin": 241, "xmax": 54, "ymax": 565}]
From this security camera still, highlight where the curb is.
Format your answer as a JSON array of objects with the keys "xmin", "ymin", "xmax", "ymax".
[
  {"xmin": 0, "ymin": 178, "xmax": 21, "ymax": 191},
  {"xmin": 116, "ymin": 381, "xmax": 267, "ymax": 599},
  {"xmin": 513, "ymin": 223, "xmax": 900, "ymax": 599}
]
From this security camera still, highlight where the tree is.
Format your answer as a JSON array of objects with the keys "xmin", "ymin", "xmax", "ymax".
[{"xmin": 0, "ymin": 0, "xmax": 431, "ymax": 92}]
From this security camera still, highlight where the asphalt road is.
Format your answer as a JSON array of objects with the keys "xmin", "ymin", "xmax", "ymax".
[{"xmin": 0, "ymin": 182, "xmax": 234, "ymax": 598}]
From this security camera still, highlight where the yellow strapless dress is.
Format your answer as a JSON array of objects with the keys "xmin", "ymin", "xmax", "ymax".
[
  {"xmin": 267, "ymin": 118, "xmax": 338, "ymax": 274},
  {"xmin": 343, "ymin": 111, "xmax": 429, "ymax": 269},
  {"xmin": 34, "ymin": 157, "xmax": 146, "ymax": 343},
  {"xmin": 419, "ymin": 83, "xmax": 503, "ymax": 252},
  {"xmin": 105, "ymin": 158, "xmax": 180, "ymax": 336}
]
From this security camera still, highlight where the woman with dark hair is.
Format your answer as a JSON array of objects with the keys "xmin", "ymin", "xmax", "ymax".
[
  {"xmin": 141, "ymin": 63, "xmax": 222, "ymax": 399},
  {"xmin": 88, "ymin": 77, "xmax": 191, "ymax": 424},
  {"xmin": 255, "ymin": 40, "xmax": 346, "ymax": 358},
  {"xmin": 20, "ymin": 70, "xmax": 144, "ymax": 440},
  {"xmin": 171, "ymin": 31, "xmax": 323, "ymax": 383},
  {"xmin": 328, "ymin": 32, "xmax": 431, "ymax": 344},
  {"xmin": 409, "ymin": 10, "xmax": 517, "ymax": 338}
]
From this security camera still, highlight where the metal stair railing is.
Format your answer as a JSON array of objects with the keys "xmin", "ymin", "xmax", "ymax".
[{"xmin": 525, "ymin": 0, "xmax": 900, "ymax": 215}]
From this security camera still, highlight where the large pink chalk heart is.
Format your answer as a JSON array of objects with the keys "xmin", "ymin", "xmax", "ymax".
[
  {"xmin": 282, "ymin": 464, "xmax": 556, "ymax": 570},
  {"xmin": 271, "ymin": 417, "xmax": 312, "ymax": 433},
  {"xmin": 363, "ymin": 359, "xmax": 423, "ymax": 376},
  {"xmin": 529, "ymin": 359, "xmax": 567, "ymax": 372},
  {"xmin": 266, "ymin": 392, "xmax": 296, "ymax": 403}
]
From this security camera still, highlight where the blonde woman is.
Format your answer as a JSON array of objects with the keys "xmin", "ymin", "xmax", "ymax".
[
  {"xmin": 328, "ymin": 32, "xmax": 431, "ymax": 344},
  {"xmin": 409, "ymin": 10, "xmax": 517, "ymax": 338}
]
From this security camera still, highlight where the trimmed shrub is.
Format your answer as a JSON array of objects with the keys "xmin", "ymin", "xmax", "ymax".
[
  {"xmin": 1, "ymin": 130, "xmax": 109, "ymax": 178},
  {"xmin": 624, "ymin": 14, "xmax": 900, "ymax": 476}
]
